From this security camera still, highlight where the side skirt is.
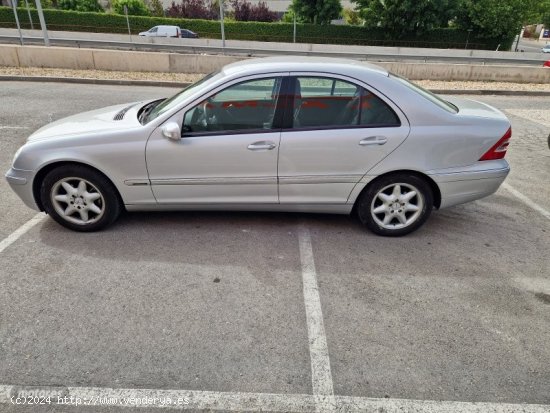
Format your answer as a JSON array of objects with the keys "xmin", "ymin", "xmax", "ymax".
[{"xmin": 124, "ymin": 203, "xmax": 353, "ymax": 214}]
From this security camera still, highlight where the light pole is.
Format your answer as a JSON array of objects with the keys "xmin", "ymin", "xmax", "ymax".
[
  {"xmin": 10, "ymin": 0, "xmax": 24, "ymax": 45},
  {"xmin": 465, "ymin": 29, "xmax": 472, "ymax": 49},
  {"xmin": 219, "ymin": 0, "xmax": 225, "ymax": 50},
  {"xmin": 514, "ymin": 27, "xmax": 523, "ymax": 52},
  {"xmin": 34, "ymin": 0, "xmax": 49, "ymax": 46},
  {"xmin": 124, "ymin": 5, "xmax": 132, "ymax": 42},
  {"xmin": 24, "ymin": 0, "xmax": 34, "ymax": 30},
  {"xmin": 293, "ymin": 12, "xmax": 296, "ymax": 43}
]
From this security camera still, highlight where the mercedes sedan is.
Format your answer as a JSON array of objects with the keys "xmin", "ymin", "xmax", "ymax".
[{"xmin": 6, "ymin": 57, "xmax": 511, "ymax": 236}]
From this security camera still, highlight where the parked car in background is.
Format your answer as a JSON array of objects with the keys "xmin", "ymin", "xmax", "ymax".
[
  {"xmin": 542, "ymin": 44, "xmax": 550, "ymax": 53},
  {"xmin": 6, "ymin": 57, "xmax": 512, "ymax": 236},
  {"xmin": 139, "ymin": 25, "xmax": 181, "ymax": 38},
  {"xmin": 180, "ymin": 28, "xmax": 199, "ymax": 38},
  {"xmin": 543, "ymin": 60, "xmax": 550, "ymax": 68}
]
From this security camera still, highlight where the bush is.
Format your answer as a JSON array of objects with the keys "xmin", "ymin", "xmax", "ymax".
[
  {"xmin": 0, "ymin": 6, "xmax": 512, "ymax": 49},
  {"xmin": 111, "ymin": 0, "xmax": 150, "ymax": 16},
  {"xmin": 343, "ymin": 8, "xmax": 363, "ymax": 26}
]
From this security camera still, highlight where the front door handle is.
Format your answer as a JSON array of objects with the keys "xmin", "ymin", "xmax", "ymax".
[
  {"xmin": 359, "ymin": 136, "xmax": 388, "ymax": 146},
  {"xmin": 247, "ymin": 141, "xmax": 277, "ymax": 150}
]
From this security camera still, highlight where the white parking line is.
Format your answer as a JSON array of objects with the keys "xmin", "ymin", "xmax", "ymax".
[
  {"xmin": 297, "ymin": 226, "xmax": 334, "ymax": 399},
  {"xmin": 503, "ymin": 183, "xmax": 550, "ymax": 220},
  {"xmin": 0, "ymin": 126, "xmax": 29, "ymax": 130},
  {"xmin": 1, "ymin": 384, "xmax": 549, "ymax": 412},
  {"xmin": 0, "ymin": 213, "xmax": 46, "ymax": 254}
]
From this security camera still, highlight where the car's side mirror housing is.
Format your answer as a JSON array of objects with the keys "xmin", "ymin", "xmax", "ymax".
[{"xmin": 161, "ymin": 122, "xmax": 181, "ymax": 141}]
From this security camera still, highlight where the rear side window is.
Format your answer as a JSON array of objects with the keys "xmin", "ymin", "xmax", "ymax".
[
  {"xmin": 391, "ymin": 74, "xmax": 458, "ymax": 113},
  {"xmin": 291, "ymin": 76, "xmax": 400, "ymax": 129}
]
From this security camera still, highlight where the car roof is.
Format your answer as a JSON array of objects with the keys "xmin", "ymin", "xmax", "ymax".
[{"xmin": 221, "ymin": 56, "xmax": 389, "ymax": 79}]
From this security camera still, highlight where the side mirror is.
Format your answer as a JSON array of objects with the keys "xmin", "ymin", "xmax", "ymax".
[{"xmin": 161, "ymin": 122, "xmax": 181, "ymax": 141}]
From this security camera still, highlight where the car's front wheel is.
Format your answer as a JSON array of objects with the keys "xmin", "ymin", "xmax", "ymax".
[
  {"xmin": 40, "ymin": 165, "xmax": 121, "ymax": 232},
  {"xmin": 357, "ymin": 174, "xmax": 433, "ymax": 236}
]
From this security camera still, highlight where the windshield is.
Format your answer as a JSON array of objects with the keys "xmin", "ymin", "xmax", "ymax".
[
  {"xmin": 391, "ymin": 74, "xmax": 458, "ymax": 114},
  {"xmin": 145, "ymin": 71, "xmax": 222, "ymax": 123}
]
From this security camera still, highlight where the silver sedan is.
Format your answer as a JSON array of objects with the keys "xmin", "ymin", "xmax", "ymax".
[{"xmin": 6, "ymin": 57, "xmax": 511, "ymax": 236}]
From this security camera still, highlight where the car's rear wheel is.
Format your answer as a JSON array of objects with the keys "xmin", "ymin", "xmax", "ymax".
[
  {"xmin": 357, "ymin": 174, "xmax": 433, "ymax": 236},
  {"xmin": 40, "ymin": 165, "xmax": 121, "ymax": 232}
]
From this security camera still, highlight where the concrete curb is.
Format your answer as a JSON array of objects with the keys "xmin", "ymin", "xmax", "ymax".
[
  {"xmin": 0, "ymin": 75, "xmax": 188, "ymax": 88},
  {"xmin": 2, "ymin": 75, "xmax": 550, "ymax": 96},
  {"xmin": 430, "ymin": 89, "xmax": 550, "ymax": 96}
]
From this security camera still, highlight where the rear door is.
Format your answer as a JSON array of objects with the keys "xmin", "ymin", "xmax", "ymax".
[{"xmin": 278, "ymin": 74, "xmax": 410, "ymax": 204}]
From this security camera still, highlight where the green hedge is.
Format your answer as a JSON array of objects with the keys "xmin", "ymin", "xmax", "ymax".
[{"xmin": 0, "ymin": 7, "xmax": 513, "ymax": 50}]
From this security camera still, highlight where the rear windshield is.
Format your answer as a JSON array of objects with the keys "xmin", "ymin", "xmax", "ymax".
[{"xmin": 391, "ymin": 74, "xmax": 458, "ymax": 114}]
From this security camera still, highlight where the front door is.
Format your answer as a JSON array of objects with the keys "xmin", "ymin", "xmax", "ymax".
[{"xmin": 146, "ymin": 76, "xmax": 285, "ymax": 204}]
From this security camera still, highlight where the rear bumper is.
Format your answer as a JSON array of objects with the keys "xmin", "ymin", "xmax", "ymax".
[
  {"xmin": 429, "ymin": 160, "xmax": 510, "ymax": 209},
  {"xmin": 5, "ymin": 167, "xmax": 41, "ymax": 211}
]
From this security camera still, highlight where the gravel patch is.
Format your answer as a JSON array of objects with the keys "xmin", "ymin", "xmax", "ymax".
[
  {"xmin": 0, "ymin": 66, "xmax": 203, "ymax": 83},
  {"xmin": 1, "ymin": 66, "xmax": 549, "ymax": 91},
  {"xmin": 416, "ymin": 80, "xmax": 550, "ymax": 91}
]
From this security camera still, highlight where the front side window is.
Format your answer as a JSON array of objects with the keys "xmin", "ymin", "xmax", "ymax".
[
  {"xmin": 292, "ymin": 76, "xmax": 400, "ymax": 129},
  {"xmin": 149, "ymin": 27, "xmax": 158, "ymax": 33},
  {"xmin": 144, "ymin": 71, "xmax": 222, "ymax": 123},
  {"xmin": 183, "ymin": 77, "xmax": 282, "ymax": 134}
]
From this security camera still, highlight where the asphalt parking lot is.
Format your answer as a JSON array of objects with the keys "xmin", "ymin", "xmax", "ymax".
[{"xmin": 0, "ymin": 82, "xmax": 549, "ymax": 412}]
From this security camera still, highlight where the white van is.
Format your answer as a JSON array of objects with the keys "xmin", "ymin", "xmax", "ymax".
[{"xmin": 138, "ymin": 25, "xmax": 181, "ymax": 38}]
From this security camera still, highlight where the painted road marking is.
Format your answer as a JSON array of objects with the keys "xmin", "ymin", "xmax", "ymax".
[
  {"xmin": 0, "ymin": 126, "xmax": 30, "ymax": 129},
  {"xmin": 1, "ymin": 385, "xmax": 549, "ymax": 412},
  {"xmin": 297, "ymin": 226, "xmax": 334, "ymax": 399},
  {"xmin": 0, "ymin": 213, "xmax": 45, "ymax": 254},
  {"xmin": 505, "ymin": 109, "xmax": 550, "ymax": 128},
  {"xmin": 503, "ymin": 183, "xmax": 550, "ymax": 220}
]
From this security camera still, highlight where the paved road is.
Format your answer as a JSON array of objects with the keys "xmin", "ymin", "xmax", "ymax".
[
  {"xmin": 517, "ymin": 38, "xmax": 550, "ymax": 53},
  {"xmin": 0, "ymin": 82, "xmax": 549, "ymax": 412},
  {"xmin": 1, "ymin": 28, "xmax": 549, "ymax": 66}
]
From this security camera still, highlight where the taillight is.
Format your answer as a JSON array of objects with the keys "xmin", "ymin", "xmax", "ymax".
[{"xmin": 479, "ymin": 127, "xmax": 512, "ymax": 161}]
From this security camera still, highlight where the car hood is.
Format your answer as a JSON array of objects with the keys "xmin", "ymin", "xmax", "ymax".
[{"xmin": 27, "ymin": 102, "xmax": 143, "ymax": 142}]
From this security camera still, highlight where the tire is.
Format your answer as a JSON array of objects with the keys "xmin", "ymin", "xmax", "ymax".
[
  {"xmin": 356, "ymin": 173, "xmax": 433, "ymax": 237},
  {"xmin": 40, "ymin": 165, "xmax": 121, "ymax": 232}
]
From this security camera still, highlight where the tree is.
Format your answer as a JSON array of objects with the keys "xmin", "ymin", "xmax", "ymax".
[
  {"xmin": 231, "ymin": 0, "xmax": 277, "ymax": 22},
  {"xmin": 289, "ymin": 0, "xmax": 342, "ymax": 24},
  {"xmin": 112, "ymin": 0, "xmax": 150, "ymax": 15},
  {"xmin": 532, "ymin": 0, "xmax": 550, "ymax": 26},
  {"xmin": 58, "ymin": 0, "xmax": 103, "ymax": 12},
  {"xmin": 343, "ymin": 8, "xmax": 363, "ymax": 25},
  {"xmin": 165, "ymin": 0, "xmax": 218, "ymax": 19},
  {"xmin": 353, "ymin": 0, "xmax": 458, "ymax": 38},
  {"xmin": 455, "ymin": 0, "xmax": 531, "ymax": 40},
  {"xmin": 149, "ymin": 0, "xmax": 164, "ymax": 16}
]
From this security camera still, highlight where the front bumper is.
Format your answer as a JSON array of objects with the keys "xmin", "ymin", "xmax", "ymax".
[
  {"xmin": 429, "ymin": 160, "xmax": 510, "ymax": 209},
  {"xmin": 5, "ymin": 167, "xmax": 41, "ymax": 211}
]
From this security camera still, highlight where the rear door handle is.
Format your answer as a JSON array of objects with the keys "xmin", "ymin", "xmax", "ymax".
[
  {"xmin": 247, "ymin": 141, "xmax": 277, "ymax": 150},
  {"xmin": 359, "ymin": 136, "xmax": 388, "ymax": 146}
]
